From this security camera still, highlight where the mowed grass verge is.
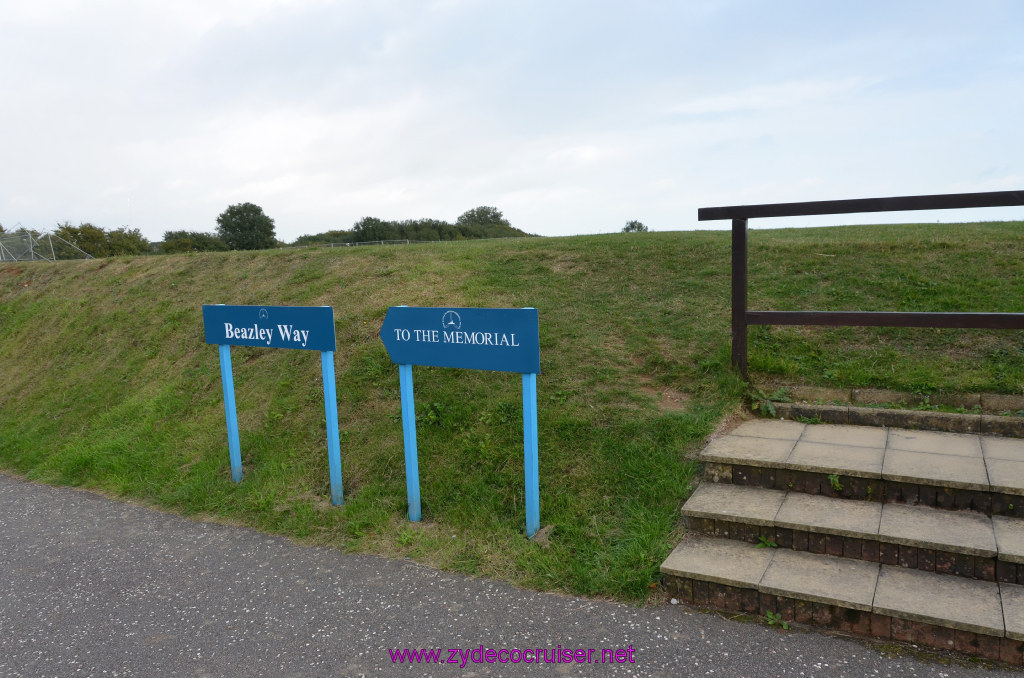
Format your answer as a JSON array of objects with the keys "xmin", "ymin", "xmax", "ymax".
[{"xmin": 0, "ymin": 222, "xmax": 1022, "ymax": 601}]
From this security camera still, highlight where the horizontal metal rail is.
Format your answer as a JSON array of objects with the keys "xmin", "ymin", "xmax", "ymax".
[
  {"xmin": 747, "ymin": 311, "xmax": 1024, "ymax": 330},
  {"xmin": 698, "ymin": 190, "xmax": 1024, "ymax": 221}
]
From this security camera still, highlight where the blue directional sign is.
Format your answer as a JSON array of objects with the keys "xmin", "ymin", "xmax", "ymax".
[
  {"xmin": 203, "ymin": 305, "xmax": 336, "ymax": 352},
  {"xmin": 202, "ymin": 304, "xmax": 343, "ymax": 506},
  {"xmin": 380, "ymin": 306, "xmax": 542, "ymax": 537},
  {"xmin": 379, "ymin": 307, "xmax": 540, "ymax": 374}
]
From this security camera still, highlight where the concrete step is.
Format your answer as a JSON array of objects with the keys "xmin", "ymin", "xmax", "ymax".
[
  {"xmin": 660, "ymin": 535, "xmax": 1024, "ymax": 665},
  {"xmin": 701, "ymin": 421, "xmax": 1024, "ymax": 516},
  {"xmin": 682, "ymin": 483, "xmax": 1024, "ymax": 583},
  {"xmin": 664, "ymin": 419, "xmax": 1024, "ymax": 663}
]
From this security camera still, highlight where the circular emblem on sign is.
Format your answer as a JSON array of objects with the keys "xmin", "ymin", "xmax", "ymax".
[
  {"xmin": 259, "ymin": 308, "xmax": 269, "ymax": 320},
  {"xmin": 441, "ymin": 310, "xmax": 461, "ymax": 330}
]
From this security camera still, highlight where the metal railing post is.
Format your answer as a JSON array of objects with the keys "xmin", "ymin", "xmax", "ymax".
[{"xmin": 731, "ymin": 218, "xmax": 748, "ymax": 378}]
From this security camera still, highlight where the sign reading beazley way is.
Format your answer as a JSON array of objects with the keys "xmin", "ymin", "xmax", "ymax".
[
  {"xmin": 379, "ymin": 306, "xmax": 542, "ymax": 537},
  {"xmin": 203, "ymin": 304, "xmax": 336, "ymax": 351},
  {"xmin": 202, "ymin": 304, "xmax": 343, "ymax": 505},
  {"xmin": 379, "ymin": 306, "xmax": 539, "ymax": 373}
]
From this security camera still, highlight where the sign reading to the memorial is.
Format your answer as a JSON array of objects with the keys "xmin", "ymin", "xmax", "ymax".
[
  {"xmin": 379, "ymin": 305, "xmax": 542, "ymax": 537},
  {"xmin": 203, "ymin": 305, "xmax": 336, "ymax": 352},
  {"xmin": 379, "ymin": 307, "xmax": 539, "ymax": 373}
]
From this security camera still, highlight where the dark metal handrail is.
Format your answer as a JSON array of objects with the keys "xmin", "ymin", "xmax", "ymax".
[{"xmin": 697, "ymin": 190, "xmax": 1024, "ymax": 377}]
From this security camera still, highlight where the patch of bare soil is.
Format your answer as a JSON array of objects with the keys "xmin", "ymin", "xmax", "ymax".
[
  {"xmin": 707, "ymin": 403, "xmax": 752, "ymax": 441},
  {"xmin": 640, "ymin": 385, "xmax": 691, "ymax": 412}
]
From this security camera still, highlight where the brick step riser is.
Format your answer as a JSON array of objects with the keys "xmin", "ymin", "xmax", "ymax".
[
  {"xmin": 706, "ymin": 462, "xmax": 1024, "ymax": 518},
  {"xmin": 684, "ymin": 515, "xmax": 1024, "ymax": 585},
  {"xmin": 662, "ymin": 573, "xmax": 1024, "ymax": 666}
]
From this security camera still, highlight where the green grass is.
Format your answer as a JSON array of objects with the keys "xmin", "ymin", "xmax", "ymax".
[
  {"xmin": 0, "ymin": 221, "xmax": 1021, "ymax": 602},
  {"xmin": 745, "ymin": 222, "xmax": 1024, "ymax": 392}
]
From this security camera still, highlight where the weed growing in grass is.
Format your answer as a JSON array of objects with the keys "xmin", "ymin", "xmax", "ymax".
[
  {"xmin": 764, "ymin": 611, "xmax": 789, "ymax": 630},
  {"xmin": 794, "ymin": 416, "xmax": 823, "ymax": 424},
  {"xmin": 747, "ymin": 386, "xmax": 790, "ymax": 418},
  {"xmin": 747, "ymin": 387, "xmax": 777, "ymax": 417},
  {"xmin": 398, "ymin": 526, "xmax": 416, "ymax": 546},
  {"xmin": 418, "ymin": 402, "xmax": 448, "ymax": 427}
]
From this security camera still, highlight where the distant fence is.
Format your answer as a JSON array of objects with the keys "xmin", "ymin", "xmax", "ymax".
[
  {"xmin": 290, "ymin": 239, "xmax": 412, "ymax": 248},
  {"xmin": 697, "ymin": 189, "xmax": 1024, "ymax": 378},
  {"xmin": 0, "ymin": 232, "xmax": 93, "ymax": 262},
  {"xmin": 279, "ymin": 235, "xmax": 531, "ymax": 251}
]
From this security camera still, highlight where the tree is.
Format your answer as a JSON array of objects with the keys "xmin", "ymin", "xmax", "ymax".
[
  {"xmin": 456, "ymin": 206, "xmax": 511, "ymax": 234},
  {"xmin": 216, "ymin": 203, "xmax": 276, "ymax": 250},
  {"xmin": 107, "ymin": 227, "xmax": 151, "ymax": 255},
  {"xmin": 350, "ymin": 216, "xmax": 396, "ymax": 242},
  {"xmin": 54, "ymin": 222, "xmax": 110, "ymax": 257},
  {"xmin": 622, "ymin": 220, "xmax": 648, "ymax": 233}
]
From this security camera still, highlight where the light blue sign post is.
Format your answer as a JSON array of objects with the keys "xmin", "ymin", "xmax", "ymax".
[
  {"xmin": 379, "ymin": 306, "xmax": 541, "ymax": 536},
  {"xmin": 202, "ymin": 304, "xmax": 344, "ymax": 505}
]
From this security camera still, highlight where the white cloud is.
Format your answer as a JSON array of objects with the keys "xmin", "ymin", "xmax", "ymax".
[
  {"xmin": 0, "ymin": 1, "xmax": 1021, "ymax": 240},
  {"xmin": 667, "ymin": 78, "xmax": 877, "ymax": 116}
]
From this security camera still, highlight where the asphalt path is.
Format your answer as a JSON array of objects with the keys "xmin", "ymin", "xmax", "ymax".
[{"xmin": 0, "ymin": 473, "xmax": 1013, "ymax": 677}]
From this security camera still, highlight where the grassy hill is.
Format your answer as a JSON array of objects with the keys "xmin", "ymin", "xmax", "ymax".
[{"xmin": 1, "ymin": 222, "xmax": 1022, "ymax": 601}]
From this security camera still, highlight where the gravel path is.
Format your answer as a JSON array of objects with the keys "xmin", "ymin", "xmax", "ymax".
[{"xmin": 0, "ymin": 473, "xmax": 1012, "ymax": 677}]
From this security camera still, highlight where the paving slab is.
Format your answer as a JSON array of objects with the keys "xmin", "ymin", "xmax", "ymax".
[
  {"xmin": 1002, "ymin": 582, "xmax": 1024, "ymax": 642},
  {"xmin": 986, "ymin": 457, "xmax": 1024, "ymax": 495},
  {"xmin": 786, "ymin": 441, "xmax": 884, "ymax": 478},
  {"xmin": 878, "ymin": 503, "xmax": 996, "ymax": 556},
  {"xmin": 882, "ymin": 448, "xmax": 990, "ymax": 491},
  {"xmin": 731, "ymin": 419, "xmax": 806, "ymax": 440},
  {"xmin": 980, "ymin": 414, "xmax": 1024, "ymax": 438},
  {"xmin": 699, "ymin": 435, "xmax": 795, "ymax": 466},
  {"xmin": 873, "ymin": 566, "xmax": 1004, "ymax": 636},
  {"xmin": 774, "ymin": 492, "xmax": 881, "ymax": 538},
  {"xmin": 887, "ymin": 430, "xmax": 984, "ymax": 457},
  {"xmin": 982, "ymin": 437, "xmax": 1024, "ymax": 461},
  {"xmin": 759, "ymin": 549, "xmax": 878, "ymax": 611},
  {"xmin": 799, "ymin": 424, "xmax": 888, "ymax": 448},
  {"xmin": 993, "ymin": 516, "xmax": 1024, "ymax": 564},
  {"xmin": 660, "ymin": 536, "xmax": 775, "ymax": 588},
  {"xmin": 682, "ymin": 483, "xmax": 785, "ymax": 526}
]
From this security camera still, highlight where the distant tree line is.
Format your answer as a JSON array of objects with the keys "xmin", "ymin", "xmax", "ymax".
[
  {"xmin": 293, "ymin": 206, "xmax": 530, "ymax": 245},
  {"xmin": 29, "ymin": 222, "xmax": 227, "ymax": 257},
  {"xmin": 53, "ymin": 222, "xmax": 152, "ymax": 257},
  {"xmin": 7, "ymin": 203, "xmax": 530, "ymax": 258}
]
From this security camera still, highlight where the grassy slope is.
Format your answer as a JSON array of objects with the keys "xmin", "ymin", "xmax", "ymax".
[
  {"xmin": 746, "ymin": 222, "xmax": 1024, "ymax": 392},
  {"xmin": 0, "ymin": 222, "xmax": 1021, "ymax": 602}
]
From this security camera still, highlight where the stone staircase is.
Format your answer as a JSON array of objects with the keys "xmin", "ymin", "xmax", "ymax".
[{"xmin": 660, "ymin": 420, "xmax": 1024, "ymax": 665}]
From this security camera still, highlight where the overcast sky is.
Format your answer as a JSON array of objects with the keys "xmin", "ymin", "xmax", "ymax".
[{"xmin": 1, "ymin": 0, "xmax": 1022, "ymax": 242}]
